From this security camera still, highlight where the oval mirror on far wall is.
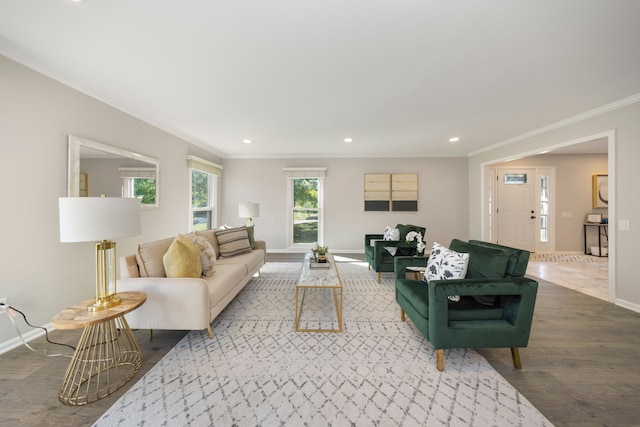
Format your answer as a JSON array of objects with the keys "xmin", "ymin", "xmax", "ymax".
[{"xmin": 67, "ymin": 135, "xmax": 160, "ymax": 208}]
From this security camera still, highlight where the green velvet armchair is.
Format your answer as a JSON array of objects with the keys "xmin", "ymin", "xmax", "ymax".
[
  {"xmin": 365, "ymin": 224, "xmax": 426, "ymax": 283},
  {"xmin": 394, "ymin": 239, "xmax": 538, "ymax": 371}
]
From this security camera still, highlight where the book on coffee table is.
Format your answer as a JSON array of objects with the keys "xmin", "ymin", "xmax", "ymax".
[{"xmin": 309, "ymin": 261, "xmax": 330, "ymax": 269}]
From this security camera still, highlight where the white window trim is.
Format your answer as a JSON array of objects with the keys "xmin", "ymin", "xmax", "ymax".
[
  {"xmin": 189, "ymin": 156, "xmax": 222, "ymax": 231},
  {"xmin": 284, "ymin": 167, "xmax": 326, "ymax": 251}
]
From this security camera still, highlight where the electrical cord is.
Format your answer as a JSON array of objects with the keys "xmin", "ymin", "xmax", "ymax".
[{"xmin": 1, "ymin": 303, "xmax": 75, "ymax": 357}]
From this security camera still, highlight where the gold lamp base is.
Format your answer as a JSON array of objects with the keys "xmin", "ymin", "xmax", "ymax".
[
  {"xmin": 87, "ymin": 294, "xmax": 121, "ymax": 312},
  {"xmin": 87, "ymin": 240, "xmax": 122, "ymax": 312}
]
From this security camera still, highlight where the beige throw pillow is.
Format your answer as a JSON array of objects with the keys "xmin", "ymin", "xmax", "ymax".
[
  {"xmin": 190, "ymin": 236, "xmax": 216, "ymax": 277},
  {"xmin": 163, "ymin": 234, "xmax": 203, "ymax": 278}
]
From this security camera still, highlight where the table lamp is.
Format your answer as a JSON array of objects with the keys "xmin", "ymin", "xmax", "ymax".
[
  {"xmin": 59, "ymin": 196, "xmax": 141, "ymax": 311},
  {"xmin": 238, "ymin": 202, "xmax": 260, "ymax": 226}
]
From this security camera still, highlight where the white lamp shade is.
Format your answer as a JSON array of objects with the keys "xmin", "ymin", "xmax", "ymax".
[
  {"xmin": 238, "ymin": 202, "xmax": 260, "ymax": 219},
  {"xmin": 59, "ymin": 197, "xmax": 141, "ymax": 242}
]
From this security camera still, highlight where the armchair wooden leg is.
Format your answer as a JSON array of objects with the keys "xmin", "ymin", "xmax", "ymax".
[
  {"xmin": 511, "ymin": 347, "xmax": 522, "ymax": 369},
  {"xmin": 400, "ymin": 308, "xmax": 405, "ymax": 321},
  {"xmin": 149, "ymin": 329, "xmax": 153, "ymax": 340},
  {"xmin": 207, "ymin": 325, "xmax": 213, "ymax": 339},
  {"xmin": 377, "ymin": 272, "xmax": 381, "ymax": 283},
  {"xmin": 436, "ymin": 349, "xmax": 444, "ymax": 371}
]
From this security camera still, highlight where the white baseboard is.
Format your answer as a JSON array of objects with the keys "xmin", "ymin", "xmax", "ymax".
[
  {"xmin": 615, "ymin": 298, "xmax": 640, "ymax": 314},
  {"xmin": 0, "ymin": 322, "xmax": 54, "ymax": 355},
  {"xmin": 268, "ymin": 249, "xmax": 364, "ymax": 254}
]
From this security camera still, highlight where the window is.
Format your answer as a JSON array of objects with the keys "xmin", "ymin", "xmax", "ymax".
[
  {"xmin": 284, "ymin": 168, "xmax": 326, "ymax": 248},
  {"xmin": 293, "ymin": 178, "xmax": 319, "ymax": 243},
  {"xmin": 120, "ymin": 167, "xmax": 156, "ymax": 204},
  {"xmin": 540, "ymin": 174, "xmax": 549, "ymax": 242},
  {"xmin": 191, "ymin": 170, "xmax": 218, "ymax": 231},
  {"xmin": 188, "ymin": 156, "xmax": 222, "ymax": 231},
  {"xmin": 504, "ymin": 173, "xmax": 527, "ymax": 185}
]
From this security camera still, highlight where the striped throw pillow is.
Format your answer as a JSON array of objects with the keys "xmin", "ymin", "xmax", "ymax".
[{"xmin": 215, "ymin": 226, "xmax": 253, "ymax": 258}]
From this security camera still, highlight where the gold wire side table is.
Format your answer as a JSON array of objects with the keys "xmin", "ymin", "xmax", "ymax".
[
  {"xmin": 295, "ymin": 254, "xmax": 343, "ymax": 333},
  {"xmin": 52, "ymin": 291, "xmax": 146, "ymax": 406}
]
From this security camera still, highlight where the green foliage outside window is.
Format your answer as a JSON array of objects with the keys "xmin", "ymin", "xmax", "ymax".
[
  {"xmin": 192, "ymin": 170, "xmax": 209, "ymax": 208},
  {"xmin": 134, "ymin": 178, "xmax": 156, "ymax": 204},
  {"xmin": 191, "ymin": 170, "xmax": 212, "ymax": 231},
  {"xmin": 294, "ymin": 178, "xmax": 318, "ymax": 208},
  {"xmin": 293, "ymin": 178, "xmax": 319, "ymax": 243}
]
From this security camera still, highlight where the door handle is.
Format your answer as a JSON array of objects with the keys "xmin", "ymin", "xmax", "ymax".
[{"xmin": 530, "ymin": 215, "xmax": 537, "ymax": 219}]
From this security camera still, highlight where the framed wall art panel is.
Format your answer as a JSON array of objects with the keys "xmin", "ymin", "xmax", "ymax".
[
  {"xmin": 592, "ymin": 174, "xmax": 608, "ymax": 208},
  {"xmin": 364, "ymin": 173, "xmax": 391, "ymax": 211},
  {"xmin": 391, "ymin": 173, "xmax": 418, "ymax": 211}
]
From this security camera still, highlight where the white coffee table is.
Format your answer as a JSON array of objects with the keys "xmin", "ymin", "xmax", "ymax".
[{"xmin": 295, "ymin": 254, "xmax": 343, "ymax": 333}]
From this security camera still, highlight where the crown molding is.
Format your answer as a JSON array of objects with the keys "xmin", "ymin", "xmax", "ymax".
[{"xmin": 469, "ymin": 93, "xmax": 640, "ymax": 157}]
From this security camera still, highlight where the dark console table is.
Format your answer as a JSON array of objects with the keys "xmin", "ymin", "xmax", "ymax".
[{"xmin": 583, "ymin": 223, "xmax": 608, "ymax": 257}]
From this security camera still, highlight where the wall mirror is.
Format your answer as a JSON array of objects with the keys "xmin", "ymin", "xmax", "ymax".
[{"xmin": 67, "ymin": 135, "xmax": 160, "ymax": 208}]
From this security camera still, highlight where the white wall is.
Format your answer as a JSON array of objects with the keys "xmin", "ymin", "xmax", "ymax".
[
  {"xmin": 221, "ymin": 157, "xmax": 469, "ymax": 252},
  {"xmin": 468, "ymin": 101, "xmax": 640, "ymax": 311},
  {"xmin": 0, "ymin": 55, "xmax": 222, "ymax": 347},
  {"xmin": 493, "ymin": 154, "xmax": 608, "ymax": 251}
]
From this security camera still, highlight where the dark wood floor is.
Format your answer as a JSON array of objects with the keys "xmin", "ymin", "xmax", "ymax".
[{"xmin": 1, "ymin": 253, "xmax": 638, "ymax": 426}]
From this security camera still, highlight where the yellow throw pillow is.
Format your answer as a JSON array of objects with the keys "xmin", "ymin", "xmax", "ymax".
[{"xmin": 163, "ymin": 234, "xmax": 203, "ymax": 278}]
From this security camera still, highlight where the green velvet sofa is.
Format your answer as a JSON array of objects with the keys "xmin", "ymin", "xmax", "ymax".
[
  {"xmin": 365, "ymin": 224, "xmax": 426, "ymax": 283},
  {"xmin": 394, "ymin": 239, "xmax": 538, "ymax": 371}
]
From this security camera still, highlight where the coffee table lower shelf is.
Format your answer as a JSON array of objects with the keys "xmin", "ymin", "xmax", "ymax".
[{"xmin": 295, "ymin": 285, "xmax": 343, "ymax": 333}]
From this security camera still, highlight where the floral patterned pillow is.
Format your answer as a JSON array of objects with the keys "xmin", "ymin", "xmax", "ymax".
[
  {"xmin": 383, "ymin": 226, "xmax": 400, "ymax": 256},
  {"xmin": 423, "ymin": 242, "xmax": 469, "ymax": 302}
]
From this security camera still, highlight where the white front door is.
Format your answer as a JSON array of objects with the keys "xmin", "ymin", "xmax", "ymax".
[{"xmin": 496, "ymin": 168, "xmax": 536, "ymax": 251}]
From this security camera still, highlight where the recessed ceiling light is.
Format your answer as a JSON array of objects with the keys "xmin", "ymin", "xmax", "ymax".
[
  {"xmin": 242, "ymin": 139, "xmax": 252, "ymax": 144},
  {"xmin": 449, "ymin": 137, "xmax": 460, "ymax": 143},
  {"xmin": 344, "ymin": 138, "xmax": 353, "ymax": 143}
]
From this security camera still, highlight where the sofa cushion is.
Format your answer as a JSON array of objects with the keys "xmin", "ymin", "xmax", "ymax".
[
  {"xmin": 216, "ymin": 249, "xmax": 264, "ymax": 274},
  {"xmin": 396, "ymin": 279, "xmax": 504, "ymax": 320},
  {"xmin": 215, "ymin": 226, "xmax": 253, "ymax": 258},
  {"xmin": 136, "ymin": 237, "xmax": 174, "ymax": 277},
  {"xmin": 136, "ymin": 233, "xmax": 197, "ymax": 277},
  {"xmin": 206, "ymin": 263, "xmax": 247, "ymax": 307},
  {"xmin": 449, "ymin": 239, "xmax": 510, "ymax": 279},
  {"xmin": 449, "ymin": 239, "xmax": 513, "ymax": 306},
  {"xmin": 468, "ymin": 240, "xmax": 530, "ymax": 277},
  {"xmin": 189, "ymin": 236, "xmax": 217, "ymax": 277},
  {"xmin": 121, "ymin": 254, "xmax": 140, "ymax": 278},
  {"xmin": 163, "ymin": 234, "xmax": 203, "ymax": 278}
]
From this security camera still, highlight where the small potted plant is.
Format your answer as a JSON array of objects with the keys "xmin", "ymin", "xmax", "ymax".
[{"xmin": 317, "ymin": 245, "xmax": 329, "ymax": 262}]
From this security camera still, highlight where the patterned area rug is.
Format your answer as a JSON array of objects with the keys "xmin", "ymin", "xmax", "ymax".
[
  {"xmin": 529, "ymin": 253, "xmax": 607, "ymax": 263},
  {"xmin": 95, "ymin": 261, "xmax": 552, "ymax": 427}
]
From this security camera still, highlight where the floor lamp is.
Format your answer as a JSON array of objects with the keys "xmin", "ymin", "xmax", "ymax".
[{"xmin": 59, "ymin": 196, "xmax": 141, "ymax": 311}]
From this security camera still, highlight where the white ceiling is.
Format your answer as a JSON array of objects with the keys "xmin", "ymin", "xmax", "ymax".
[{"xmin": 1, "ymin": 0, "xmax": 639, "ymax": 158}]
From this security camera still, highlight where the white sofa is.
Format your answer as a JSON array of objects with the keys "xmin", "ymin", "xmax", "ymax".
[{"xmin": 118, "ymin": 228, "xmax": 266, "ymax": 338}]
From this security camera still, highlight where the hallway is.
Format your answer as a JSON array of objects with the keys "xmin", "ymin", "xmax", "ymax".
[{"xmin": 526, "ymin": 253, "xmax": 609, "ymax": 301}]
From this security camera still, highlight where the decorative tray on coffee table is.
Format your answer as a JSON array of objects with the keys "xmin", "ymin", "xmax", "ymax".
[{"xmin": 309, "ymin": 260, "xmax": 330, "ymax": 269}]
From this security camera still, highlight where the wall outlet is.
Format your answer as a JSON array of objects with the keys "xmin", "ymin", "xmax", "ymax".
[{"xmin": 619, "ymin": 219, "xmax": 630, "ymax": 231}]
